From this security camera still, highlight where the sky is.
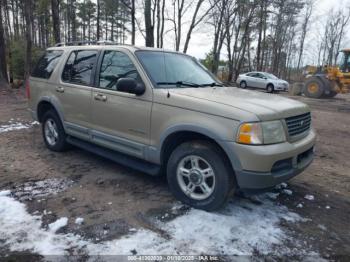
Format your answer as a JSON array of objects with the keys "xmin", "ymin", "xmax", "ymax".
[{"xmin": 132, "ymin": 0, "xmax": 350, "ymax": 64}]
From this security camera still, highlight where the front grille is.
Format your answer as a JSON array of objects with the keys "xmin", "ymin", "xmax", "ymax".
[{"xmin": 285, "ymin": 112, "xmax": 311, "ymax": 137}]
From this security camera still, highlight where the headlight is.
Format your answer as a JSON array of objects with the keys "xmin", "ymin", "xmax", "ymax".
[{"xmin": 236, "ymin": 120, "xmax": 286, "ymax": 145}]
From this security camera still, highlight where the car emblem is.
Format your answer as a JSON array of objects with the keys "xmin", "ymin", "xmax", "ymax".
[{"xmin": 300, "ymin": 120, "xmax": 305, "ymax": 126}]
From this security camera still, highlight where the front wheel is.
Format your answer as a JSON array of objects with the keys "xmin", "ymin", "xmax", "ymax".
[
  {"xmin": 167, "ymin": 141, "xmax": 235, "ymax": 211},
  {"xmin": 266, "ymin": 84, "xmax": 274, "ymax": 93},
  {"xmin": 303, "ymin": 77, "xmax": 325, "ymax": 98}
]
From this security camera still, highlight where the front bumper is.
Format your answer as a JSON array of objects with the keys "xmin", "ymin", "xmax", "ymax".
[
  {"xmin": 275, "ymin": 85, "xmax": 289, "ymax": 91},
  {"xmin": 222, "ymin": 129, "xmax": 316, "ymax": 190}
]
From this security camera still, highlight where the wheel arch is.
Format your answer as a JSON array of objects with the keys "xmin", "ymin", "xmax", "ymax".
[
  {"xmin": 240, "ymin": 80, "xmax": 247, "ymax": 87},
  {"xmin": 156, "ymin": 125, "xmax": 241, "ymax": 182},
  {"xmin": 267, "ymin": 82, "xmax": 274, "ymax": 88},
  {"xmin": 37, "ymin": 97, "xmax": 65, "ymax": 125}
]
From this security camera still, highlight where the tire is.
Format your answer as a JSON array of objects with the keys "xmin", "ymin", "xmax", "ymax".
[
  {"xmin": 323, "ymin": 90, "xmax": 338, "ymax": 98},
  {"xmin": 266, "ymin": 84, "xmax": 274, "ymax": 93},
  {"xmin": 167, "ymin": 141, "xmax": 235, "ymax": 211},
  {"xmin": 42, "ymin": 110, "xmax": 69, "ymax": 152},
  {"xmin": 303, "ymin": 77, "xmax": 325, "ymax": 98},
  {"xmin": 240, "ymin": 81, "xmax": 247, "ymax": 89}
]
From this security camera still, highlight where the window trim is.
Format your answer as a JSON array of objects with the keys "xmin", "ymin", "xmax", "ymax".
[
  {"xmin": 95, "ymin": 49, "xmax": 145, "ymax": 91},
  {"xmin": 61, "ymin": 49, "xmax": 100, "ymax": 87}
]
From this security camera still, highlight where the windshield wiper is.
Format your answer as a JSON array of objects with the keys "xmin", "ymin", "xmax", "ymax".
[
  {"xmin": 157, "ymin": 81, "xmax": 200, "ymax": 88},
  {"xmin": 198, "ymin": 82, "xmax": 223, "ymax": 87}
]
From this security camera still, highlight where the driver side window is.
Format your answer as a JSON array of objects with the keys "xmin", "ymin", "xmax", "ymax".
[
  {"xmin": 99, "ymin": 51, "xmax": 141, "ymax": 90},
  {"xmin": 257, "ymin": 73, "xmax": 265, "ymax": 79}
]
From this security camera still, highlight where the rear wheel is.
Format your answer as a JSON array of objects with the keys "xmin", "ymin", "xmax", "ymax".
[
  {"xmin": 167, "ymin": 141, "xmax": 235, "ymax": 211},
  {"xmin": 303, "ymin": 77, "xmax": 325, "ymax": 98},
  {"xmin": 240, "ymin": 81, "xmax": 247, "ymax": 89},
  {"xmin": 323, "ymin": 90, "xmax": 338, "ymax": 98},
  {"xmin": 42, "ymin": 110, "xmax": 69, "ymax": 152}
]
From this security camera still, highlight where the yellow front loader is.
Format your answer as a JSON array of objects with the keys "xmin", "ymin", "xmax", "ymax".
[{"xmin": 303, "ymin": 49, "xmax": 350, "ymax": 98}]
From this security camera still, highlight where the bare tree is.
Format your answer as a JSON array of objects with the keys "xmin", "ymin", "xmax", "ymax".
[
  {"xmin": 183, "ymin": 0, "xmax": 215, "ymax": 53},
  {"xmin": 160, "ymin": 0, "xmax": 165, "ymax": 47},
  {"xmin": 96, "ymin": 0, "xmax": 101, "ymax": 40},
  {"xmin": 209, "ymin": 0, "xmax": 227, "ymax": 74},
  {"xmin": 320, "ymin": 8, "xmax": 350, "ymax": 66},
  {"xmin": 24, "ymin": 0, "xmax": 33, "ymax": 80},
  {"xmin": 0, "ymin": 0, "xmax": 8, "ymax": 86},
  {"xmin": 131, "ymin": 0, "xmax": 135, "ymax": 45},
  {"xmin": 144, "ymin": 0, "xmax": 154, "ymax": 46},
  {"xmin": 297, "ymin": 0, "xmax": 313, "ymax": 71},
  {"xmin": 334, "ymin": 8, "xmax": 350, "ymax": 64},
  {"xmin": 256, "ymin": 0, "xmax": 268, "ymax": 71},
  {"xmin": 51, "ymin": 0, "xmax": 61, "ymax": 43}
]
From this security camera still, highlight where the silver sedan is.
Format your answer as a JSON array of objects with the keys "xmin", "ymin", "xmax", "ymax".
[{"xmin": 236, "ymin": 72, "xmax": 289, "ymax": 93}]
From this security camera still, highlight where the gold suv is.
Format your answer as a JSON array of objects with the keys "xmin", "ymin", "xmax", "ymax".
[{"xmin": 28, "ymin": 43, "xmax": 316, "ymax": 211}]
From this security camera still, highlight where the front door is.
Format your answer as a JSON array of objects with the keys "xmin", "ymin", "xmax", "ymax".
[
  {"xmin": 91, "ymin": 50, "xmax": 153, "ymax": 159},
  {"xmin": 255, "ymin": 73, "xmax": 268, "ymax": 89}
]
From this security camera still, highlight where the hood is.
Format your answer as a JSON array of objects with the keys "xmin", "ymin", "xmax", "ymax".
[
  {"xmin": 277, "ymin": 80, "xmax": 288, "ymax": 84},
  {"xmin": 166, "ymin": 87, "xmax": 309, "ymax": 121}
]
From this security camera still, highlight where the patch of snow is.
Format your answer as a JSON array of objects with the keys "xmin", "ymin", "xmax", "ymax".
[
  {"xmin": 0, "ymin": 193, "xmax": 320, "ymax": 257},
  {"xmin": 305, "ymin": 195, "xmax": 315, "ymax": 201},
  {"xmin": 266, "ymin": 192, "xmax": 280, "ymax": 200},
  {"xmin": 282, "ymin": 189, "xmax": 293, "ymax": 196},
  {"xmin": 75, "ymin": 217, "xmax": 84, "ymax": 225},
  {"xmin": 276, "ymin": 182, "xmax": 288, "ymax": 190},
  {"xmin": 13, "ymin": 178, "xmax": 74, "ymax": 200},
  {"xmin": 0, "ymin": 190, "xmax": 11, "ymax": 196},
  {"xmin": 0, "ymin": 195, "xmax": 86, "ymax": 255},
  {"xmin": 48, "ymin": 218, "xmax": 68, "ymax": 233},
  {"xmin": 297, "ymin": 203, "xmax": 303, "ymax": 208},
  {"xmin": 325, "ymin": 206, "xmax": 330, "ymax": 209},
  {"xmin": 317, "ymin": 224, "xmax": 327, "ymax": 231},
  {"xmin": 0, "ymin": 121, "xmax": 38, "ymax": 134}
]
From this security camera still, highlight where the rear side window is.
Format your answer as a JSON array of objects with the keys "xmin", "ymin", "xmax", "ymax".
[
  {"xmin": 247, "ymin": 73, "xmax": 258, "ymax": 78},
  {"xmin": 62, "ymin": 50, "xmax": 98, "ymax": 86},
  {"xmin": 31, "ymin": 50, "xmax": 63, "ymax": 79}
]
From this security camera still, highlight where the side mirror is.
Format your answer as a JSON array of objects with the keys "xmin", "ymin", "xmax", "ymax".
[{"xmin": 116, "ymin": 78, "xmax": 145, "ymax": 96}]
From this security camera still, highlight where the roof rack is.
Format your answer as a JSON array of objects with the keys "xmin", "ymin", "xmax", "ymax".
[{"xmin": 54, "ymin": 40, "xmax": 121, "ymax": 47}]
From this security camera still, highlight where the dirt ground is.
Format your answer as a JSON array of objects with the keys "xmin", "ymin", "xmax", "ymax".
[{"xmin": 0, "ymin": 87, "xmax": 349, "ymax": 261}]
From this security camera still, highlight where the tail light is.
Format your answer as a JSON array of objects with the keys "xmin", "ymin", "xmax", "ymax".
[{"xmin": 25, "ymin": 79, "xmax": 30, "ymax": 99}]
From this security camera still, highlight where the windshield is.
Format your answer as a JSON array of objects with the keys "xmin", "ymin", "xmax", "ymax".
[
  {"xmin": 264, "ymin": 73, "xmax": 279, "ymax": 80},
  {"xmin": 136, "ymin": 51, "xmax": 220, "ymax": 88}
]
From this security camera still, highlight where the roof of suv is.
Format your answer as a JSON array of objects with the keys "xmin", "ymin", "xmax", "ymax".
[{"xmin": 47, "ymin": 44, "xmax": 181, "ymax": 55}]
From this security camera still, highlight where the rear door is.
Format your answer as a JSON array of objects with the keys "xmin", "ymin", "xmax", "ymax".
[
  {"xmin": 246, "ymin": 73, "xmax": 259, "ymax": 88},
  {"xmin": 58, "ymin": 49, "xmax": 99, "ymax": 140},
  {"xmin": 90, "ymin": 49, "xmax": 153, "ymax": 159},
  {"xmin": 29, "ymin": 50, "xmax": 64, "ymax": 112}
]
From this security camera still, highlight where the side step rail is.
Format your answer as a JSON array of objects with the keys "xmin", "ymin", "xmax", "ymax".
[{"xmin": 67, "ymin": 136, "xmax": 161, "ymax": 176}]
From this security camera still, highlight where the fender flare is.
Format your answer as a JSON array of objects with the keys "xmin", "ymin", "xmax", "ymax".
[
  {"xmin": 146, "ymin": 124, "xmax": 243, "ymax": 172},
  {"xmin": 37, "ymin": 96, "xmax": 66, "ymax": 130}
]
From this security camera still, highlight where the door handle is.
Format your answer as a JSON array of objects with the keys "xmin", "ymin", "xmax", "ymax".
[
  {"xmin": 56, "ymin": 86, "xmax": 65, "ymax": 93},
  {"xmin": 94, "ymin": 93, "xmax": 107, "ymax": 102}
]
